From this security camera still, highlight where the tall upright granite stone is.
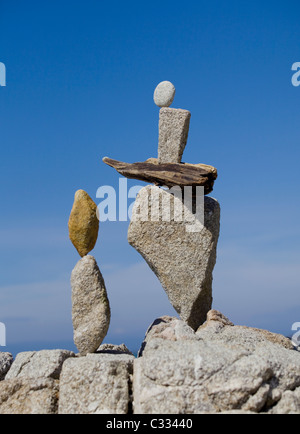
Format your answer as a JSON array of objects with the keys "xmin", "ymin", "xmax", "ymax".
[
  {"xmin": 158, "ymin": 108, "xmax": 191, "ymax": 164},
  {"xmin": 71, "ymin": 255, "xmax": 110, "ymax": 355},
  {"xmin": 128, "ymin": 186, "xmax": 220, "ymax": 330}
]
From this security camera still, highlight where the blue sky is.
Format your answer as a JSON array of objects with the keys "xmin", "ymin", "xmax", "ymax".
[{"xmin": 1, "ymin": 0, "xmax": 300, "ymax": 356}]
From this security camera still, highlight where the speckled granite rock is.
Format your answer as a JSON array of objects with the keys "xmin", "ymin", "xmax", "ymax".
[
  {"xmin": 138, "ymin": 315, "xmax": 197, "ymax": 357},
  {"xmin": 59, "ymin": 352, "xmax": 134, "ymax": 414},
  {"xmin": 133, "ymin": 311, "xmax": 300, "ymax": 414},
  {"xmin": 97, "ymin": 343, "xmax": 134, "ymax": 356},
  {"xmin": 71, "ymin": 255, "xmax": 110, "ymax": 355},
  {"xmin": 270, "ymin": 387, "xmax": 300, "ymax": 414},
  {"xmin": 128, "ymin": 186, "xmax": 220, "ymax": 330},
  {"xmin": 5, "ymin": 350, "xmax": 75, "ymax": 380},
  {"xmin": 0, "ymin": 378, "xmax": 59, "ymax": 414},
  {"xmin": 158, "ymin": 107, "xmax": 191, "ymax": 163},
  {"xmin": 0, "ymin": 353, "xmax": 13, "ymax": 381},
  {"xmin": 153, "ymin": 81, "xmax": 175, "ymax": 108}
]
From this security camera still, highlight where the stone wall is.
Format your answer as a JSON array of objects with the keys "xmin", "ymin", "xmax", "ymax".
[{"xmin": 1, "ymin": 312, "xmax": 300, "ymax": 414}]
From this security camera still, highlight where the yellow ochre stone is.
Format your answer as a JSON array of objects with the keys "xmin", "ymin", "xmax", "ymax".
[{"xmin": 68, "ymin": 190, "xmax": 99, "ymax": 257}]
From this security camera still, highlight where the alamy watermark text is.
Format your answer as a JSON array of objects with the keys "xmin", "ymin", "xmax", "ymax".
[
  {"xmin": 96, "ymin": 179, "xmax": 205, "ymax": 233},
  {"xmin": 0, "ymin": 62, "xmax": 6, "ymax": 87},
  {"xmin": 0, "ymin": 322, "xmax": 6, "ymax": 346},
  {"xmin": 291, "ymin": 322, "xmax": 300, "ymax": 348},
  {"xmin": 291, "ymin": 62, "xmax": 300, "ymax": 87}
]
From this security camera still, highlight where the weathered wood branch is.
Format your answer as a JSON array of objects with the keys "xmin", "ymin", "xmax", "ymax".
[{"xmin": 102, "ymin": 157, "xmax": 217, "ymax": 195}]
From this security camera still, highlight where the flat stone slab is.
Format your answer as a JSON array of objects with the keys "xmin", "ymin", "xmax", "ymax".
[
  {"xmin": 97, "ymin": 343, "xmax": 134, "ymax": 356},
  {"xmin": 58, "ymin": 353, "xmax": 135, "ymax": 414},
  {"xmin": 103, "ymin": 157, "xmax": 217, "ymax": 194}
]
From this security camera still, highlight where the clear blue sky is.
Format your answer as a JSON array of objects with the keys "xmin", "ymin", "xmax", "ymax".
[{"xmin": 1, "ymin": 0, "xmax": 300, "ymax": 356}]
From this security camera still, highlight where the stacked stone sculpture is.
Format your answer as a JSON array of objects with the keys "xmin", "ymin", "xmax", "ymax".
[
  {"xmin": 104, "ymin": 80, "xmax": 220, "ymax": 330},
  {"xmin": 65, "ymin": 80, "xmax": 221, "ymax": 356},
  {"xmin": 67, "ymin": 80, "xmax": 220, "ymax": 354},
  {"xmin": 1, "ymin": 81, "xmax": 300, "ymax": 415},
  {"xmin": 65, "ymin": 80, "xmax": 220, "ymax": 356},
  {"xmin": 68, "ymin": 190, "xmax": 110, "ymax": 355}
]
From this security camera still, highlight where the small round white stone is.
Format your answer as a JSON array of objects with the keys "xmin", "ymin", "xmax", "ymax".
[{"xmin": 153, "ymin": 81, "xmax": 176, "ymax": 107}]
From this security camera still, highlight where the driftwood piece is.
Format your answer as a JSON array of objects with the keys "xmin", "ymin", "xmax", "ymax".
[{"xmin": 102, "ymin": 157, "xmax": 217, "ymax": 194}]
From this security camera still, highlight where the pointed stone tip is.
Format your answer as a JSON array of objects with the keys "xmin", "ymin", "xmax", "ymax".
[{"xmin": 74, "ymin": 189, "xmax": 87, "ymax": 199}]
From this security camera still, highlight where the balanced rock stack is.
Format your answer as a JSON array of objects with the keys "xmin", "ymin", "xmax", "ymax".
[
  {"xmin": 1, "ymin": 82, "xmax": 300, "ymax": 415},
  {"xmin": 68, "ymin": 190, "xmax": 110, "ymax": 355},
  {"xmin": 103, "ymin": 81, "xmax": 220, "ymax": 330}
]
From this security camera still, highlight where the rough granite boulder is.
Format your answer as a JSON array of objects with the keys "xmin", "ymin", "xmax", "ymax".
[
  {"xmin": 5, "ymin": 350, "xmax": 75, "ymax": 380},
  {"xmin": 138, "ymin": 315, "xmax": 197, "ymax": 357},
  {"xmin": 128, "ymin": 186, "xmax": 220, "ymax": 330},
  {"xmin": 0, "ymin": 353, "xmax": 13, "ymax": 381},
  {"xmin": 59, "ymin": 352, "xmax": 135, "ymax": 414},
  {"xmin": 0, "ymin": 378, "xmax": 59, "ymax": 414},
  {"xmin": 196, "ymin": 310, "xmax": 295, "ymax": 352},
  {"xmin": 133, "ymin": 311, "xmax": 300, "ymax": 414},
  {"xmin": 71, "ymin": 255, "xmax": 111, "ymax": 355},
  {"xmin": 270, "ymin": 387, "xmax": 300, "ymax": 414}
]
